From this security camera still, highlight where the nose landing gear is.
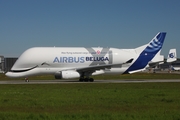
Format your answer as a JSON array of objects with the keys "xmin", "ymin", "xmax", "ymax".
[{"xmin": 25, "ymin": 77, "xmax": 29, "ymax": 82}]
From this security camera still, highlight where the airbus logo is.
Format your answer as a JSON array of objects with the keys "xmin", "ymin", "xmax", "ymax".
[
  {"xmin": 169, "ymin": 53, "xmax": 175, "ymax": 58},
  {"xmin": 53, "ymin": 56, "xmax": 109, "ymax": 63},
  {"xmin": 53, "ymin": 57, "xmax": 85, "ymax": 63},
  {"xmin": 53, "ymin": 48, "xmax": 113, "ymax": 64}
]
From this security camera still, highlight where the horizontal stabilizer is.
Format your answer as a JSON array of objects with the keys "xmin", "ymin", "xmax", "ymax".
[{"xmin": 128, "ymin": 68, "xmax": 146, "ymax": 74}]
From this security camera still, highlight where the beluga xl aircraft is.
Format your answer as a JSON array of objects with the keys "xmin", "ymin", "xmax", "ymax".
[{"xmin": 6, "ymin": 32, "xmax": 166, "ymax": 82}]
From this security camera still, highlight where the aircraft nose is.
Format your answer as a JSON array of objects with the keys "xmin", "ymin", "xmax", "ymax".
[
  {"xmin": 5, "ymin": 72, "xmax": 13, "ymax": 78},
  {"xmin": 5, "ymin": 72, "xmax": 19, "ymax": 78}
]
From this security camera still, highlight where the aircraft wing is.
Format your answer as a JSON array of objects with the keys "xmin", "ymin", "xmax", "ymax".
[
  {"xmin": 76, "ymin": 58, "xmax": 134, "ymax": 73},
  {"xmin": 148, "ymin": 52, "xmax": 164, "ymax": 68},
  {"xmin": 148, "ymin": 61, "xmax": 164, "ymax": 68}
]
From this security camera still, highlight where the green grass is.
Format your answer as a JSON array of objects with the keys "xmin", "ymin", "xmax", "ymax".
[{"xmin": 0, "ymin": 83, "xmax": 180, "ymax": 120}]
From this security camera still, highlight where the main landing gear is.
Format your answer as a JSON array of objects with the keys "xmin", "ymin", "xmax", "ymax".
[
  {"xmin": 79, "ymin": 77, "xmax": 94, "ymax": 82},
  {"xmin": 79, "ymin": 72, "xmax": 94, "ymax": 82}
]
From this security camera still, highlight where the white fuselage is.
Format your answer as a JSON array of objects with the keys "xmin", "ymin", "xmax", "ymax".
[{"xmin": 6, "ymin": 47, "xmax": 137, "ymax": 78}]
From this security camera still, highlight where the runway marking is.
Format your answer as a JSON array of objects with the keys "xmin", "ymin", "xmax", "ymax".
[{"xmin": 0, "ymin": 79, "xmax": 180, "ymax": 84}]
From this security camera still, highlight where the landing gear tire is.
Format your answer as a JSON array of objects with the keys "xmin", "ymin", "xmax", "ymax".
[
  {"xmin": 84, "ymin": 78, "xmax": 89, "ymax": 82},
  {"xmin": 79, "ymin": 78, "xmax": 94, "ymax": 82},
  {"xmin": 79, "ymin": 78, "xmax": 84, "ymax": 82},
  {"xmin": 89, "ymin": 78, "xmax": 94, "ymax": 82}
]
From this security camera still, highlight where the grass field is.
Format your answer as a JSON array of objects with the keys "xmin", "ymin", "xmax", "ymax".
[
  {"xmin": 0, "ymin": 83, "xmax": 180, "ymax": 120},
  {"xmin": 0, "ymin": 73, "xmax": 180, "ymax": 119}
]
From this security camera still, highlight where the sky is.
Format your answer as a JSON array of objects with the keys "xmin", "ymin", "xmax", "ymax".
[{"xmin": 0, "ymin": 0, "xmax": 180, "ymax": 57}]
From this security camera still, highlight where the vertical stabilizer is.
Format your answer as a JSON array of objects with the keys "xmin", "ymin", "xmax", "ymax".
[
  {"xmin": 124, "ymin": 32, "xmax": 166, "ymax": 74},
  {"xmin": 167, "ymin": 49, "xmax": 177, "ymax": 63},
  {"xmin": 135, "ymin": 32, "xmax": 166, "ymax": 54}
]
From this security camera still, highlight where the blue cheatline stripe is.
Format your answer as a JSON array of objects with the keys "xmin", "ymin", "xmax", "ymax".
[{"xmin": 123, "ymin": 32, "xmax": 166, "ymax": 74}]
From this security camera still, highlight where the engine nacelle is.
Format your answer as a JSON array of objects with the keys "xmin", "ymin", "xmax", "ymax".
[{"xmin": 55, "ymin": 71, "xmax": 80, "ymax": 79}]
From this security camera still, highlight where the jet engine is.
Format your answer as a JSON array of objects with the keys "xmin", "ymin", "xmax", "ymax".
[{"xmin": 55, "ymin": 71, "xmax": 80, "ymax": 79}]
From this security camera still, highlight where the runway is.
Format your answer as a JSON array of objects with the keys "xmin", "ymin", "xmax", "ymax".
[{"xmin": 0, "ymin": 79, "xmax": 180, "ymax": 84}]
